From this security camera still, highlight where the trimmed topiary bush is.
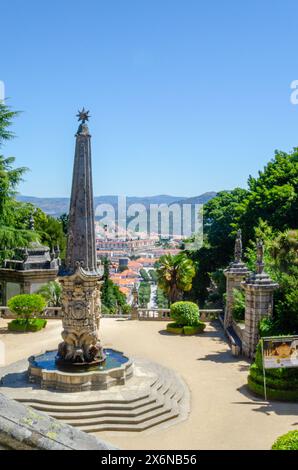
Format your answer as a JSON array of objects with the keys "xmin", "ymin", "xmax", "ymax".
[
  {"xmin": 170, "ymin": 301, "xmax": 200, "ymax": 326},
  {"xmin": 8, "ymin": 318, "xmax": 47, "ymax": 332},
  {"xmin": 167, "ymin": 301, "xmax": 206, "ymax": 335},
  {"xmin": 8, "ymin": 294, "xmax": 46, "ymax": 320},
  {"xmin": 7, "ymin": 294, "xmax": 47, "ymax": 333},
  {"xmin": 272, "ymin": 430, "xmax": 298, "ymax": 450},
  {"xmin": 247, "ymin": 341, "xmax": 298, "ymax": 401},
  {"xmin": 166, "ymin": 322, "xmax": 184, "ymax": 334},
  {"xmin": 183, "ymin": 323, "xmax": 206, "ymax": 335}
]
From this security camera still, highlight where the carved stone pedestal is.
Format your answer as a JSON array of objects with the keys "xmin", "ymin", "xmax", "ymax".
[{"xmin": 58, "ymin": 265, "xmax": 104, "ymax": 365}]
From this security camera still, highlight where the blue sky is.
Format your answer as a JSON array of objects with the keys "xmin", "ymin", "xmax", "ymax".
[{"xmin": 1, "ymin": 0, "xmax": 298, "ymax": 197}]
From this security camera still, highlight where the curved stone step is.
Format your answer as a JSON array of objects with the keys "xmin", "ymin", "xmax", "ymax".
[
  {"xmin": 21, "ymin": 395, "xmax": 157, "ymax": 413},
  {"xmin": 17, "ymin": 391, "xmax": 151, "ymax": 407},
  {"xmin": 44, "ymin": 400, "xmax": 164, "ymax": 420},
  {"xmin": 78, "ymin": 407, "xmax": 180, "ymax": 433},
  {"xmin": 60, "ymin": 400, "xmax": 175, "ymax": 428}
]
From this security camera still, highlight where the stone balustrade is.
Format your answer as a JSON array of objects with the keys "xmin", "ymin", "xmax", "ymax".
[
  {"xmin": 0, "ymin": 306, "xmax": 63, "ymax": 319},
  {"xmin": 138, "ymin": 308, "xmax": 171, "ymax": 320},
  {"xmin": 0, "ymin": 306, "xmax": 223, "ymax": 323},
  {"xmin": 137, "ymin": 308, "xmax": 222, "ymax": 321}
]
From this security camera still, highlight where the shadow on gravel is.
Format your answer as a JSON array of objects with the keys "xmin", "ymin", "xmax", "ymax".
[{"xmin": 235, "ymin": 384, "xmax": 298, "ymax": 418}]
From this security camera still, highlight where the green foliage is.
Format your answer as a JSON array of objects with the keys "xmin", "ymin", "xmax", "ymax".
[
  {"xmin": 183, "ymin": 323, "xmax": 206, "ymax": 335},
  {"xmin": 0, "ymin": 103, "xmax": 63, "ymax": 263},
  {"xmin": 166, "ymin": 321, "xmax": 205, "ymax": 335},
  {"xmin": 170, "ymin": 301, "xmax": 200, "ymax": 326},
  {"xmin": 101, "ymin": 257, "xmax": 130, "ymax": 314},
  {"xmin": 258, "ymin": 317, "xmax": 277, "ymax": 337},
  {"xmin": 58, "ymin": 213, "xmax": 69, "ymax": 235},
  {"xmin": 204, "ymin": 269, "xmax": 226, "ymax": 308},
  {"xmin": 138, "ymin": 282, "xmax": 151, "ymax": 307},
  {"xmin": 8, "ymin": 318, "xmax": 47, "ymax": 332},
  {"xmin": 157, "ymin": 253, "xmax": 195, "ymax": 304},
  {"xmin": 247, "ymin": 375, "xmax": 298, "ymax": 401},
  {"xmin": 166, "ymin": 323, "xmax": 184, "ymax": 334},
  {"xmin": 38, "ymin": 281, "xmax": 62, "ymax": 307},
  {"xmin": 204, "ymin": 188, "xmax": 248, "ymax": 249},
  {"xmin": 240, "ymin": 149, "xmax": 298, "ymax": 240},
  {"xmin": 148, "ymin": 269, "xmax": 158, "ymax": 282},
  {"xmin": 8, "ymin": 294, "xmax": 46, "ymax": 320},
  {"xmin": 190, "ymin": 148, "xmax": 298, "ymax": 310},
  {"xmin": 140, "ymin": 268, "xmax": 150, "ymax": 282},
  {"xmin": 272, "ymin": 430, "xmax": 298, "ymax": 450},
  {"xmin": 245, "ymin": 226, "xmax": 298, "ymax": 335},
  {"xmin": 101, "ymin": 304, "xmax": 112, "ymax": 315},
  {"xmin": 121, "ymin": 304, "xmax": 132, "ymax": 315},
  {"xmin": 156, "ymin": 286, "xmax": 169, "ymax": 308},
  {"xmin": 231, "ymin": 288, "xmax": 245, "ymax": 322}
]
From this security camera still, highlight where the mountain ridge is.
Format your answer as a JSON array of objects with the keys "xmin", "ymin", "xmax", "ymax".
[{"xmin": 17, "ymin": 192, "xmax": 217, "ymax": 217}]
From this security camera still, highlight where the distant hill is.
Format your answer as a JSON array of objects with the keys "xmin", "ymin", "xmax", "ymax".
[{"xmin": 17, "ymin": 192, "xmax": 217, "ymax": 218}]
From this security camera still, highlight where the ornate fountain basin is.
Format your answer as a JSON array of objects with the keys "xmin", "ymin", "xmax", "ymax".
[{"xmin": 28, "ymin": 348, "xmax": 133, "ymax": 392}]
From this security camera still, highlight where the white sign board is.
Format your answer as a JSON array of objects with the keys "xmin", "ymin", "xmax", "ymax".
[{"xmin": 263, "ymin": 336, "xmax": 298, "ymax": 369}]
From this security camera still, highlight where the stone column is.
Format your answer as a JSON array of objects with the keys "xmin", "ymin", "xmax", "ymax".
[
  {"xmin": 242, "ymin": 240, "xmax": 278, "ymax": 358},
  {"xmin": 224, "ymin": 229, "xmax": 250, "ymax": 329}
]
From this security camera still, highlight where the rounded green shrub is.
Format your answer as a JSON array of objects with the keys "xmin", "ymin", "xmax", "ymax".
[
  {"xmin": 8, "ymin": 294, "xmax": 46, "ymax": 320},
  {"xmin": 166, "ymin": 322, "xmax": 184, "ymax": 334},
  {"xmin": 8, "ymin": 318, "xmax": 47, "ymax": 332},
  {"xmin": 183, "ymin": 323, "xmax": 206, "ymax": 335},
  {"xmin": 170, "ymin": 301, "xmax": 200, "ymax": 326},
  {"xmin": 272, "ymin": 430, "xmax": 298, "ymax": 450}
]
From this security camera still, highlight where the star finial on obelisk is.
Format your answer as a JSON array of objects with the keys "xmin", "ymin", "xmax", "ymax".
[{"xmin": 76, "ymin": 107, "xmax": 90, "ymax": 124}]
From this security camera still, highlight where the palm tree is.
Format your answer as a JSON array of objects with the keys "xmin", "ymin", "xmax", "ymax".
[
  {"xmin": 38, "ymin": 281, "xmax": 62, "ymax": 307},
  {"xmin": 156, "ymin": 253, "xmax": 196, "ymax": 304}
]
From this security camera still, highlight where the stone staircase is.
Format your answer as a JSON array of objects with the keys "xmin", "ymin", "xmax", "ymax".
[{"xmin": 14, "ymin": 359, "xmax": 189, "ymax": 433}]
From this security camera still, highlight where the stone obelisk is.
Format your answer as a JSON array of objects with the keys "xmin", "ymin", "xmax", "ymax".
[{"xmin": 57, "ymin": 109, "xmax": 104, "ymax": 366}]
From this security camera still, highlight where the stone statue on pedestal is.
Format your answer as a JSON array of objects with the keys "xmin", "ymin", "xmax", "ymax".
[
  {"xmin": 256, "ymin": 239, "xmax": 265, "ymax": 274},
  {"xmin": 234, "ymin": 229, "xmax": 243, "ymax": 263}
]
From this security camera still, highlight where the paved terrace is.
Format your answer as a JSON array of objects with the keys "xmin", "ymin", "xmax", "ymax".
[{"xmin": 0, "ymin": 317, "xmax": 297, "ymax": 450}]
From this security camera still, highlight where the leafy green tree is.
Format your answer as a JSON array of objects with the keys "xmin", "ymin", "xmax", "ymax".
[
  {"xmin": 231, "ymin": 288, "xmax": 245, "ymax": 322},
  {"xmin": 35, "ymin": 214, "xmax": 66, "ymax": 257},
  {"xmin": 156, "ymin": 286, "xmax": 169, "ymax": 308},
  {"xmin": 157, "ymin": 253, "xmax": 195, "ymax": 304},
  {"xmin": 245, "ymin": 226, "xmax": 298, "ymax": 334},
  {"xmin": 138, "ymin": 282, "xmax": 151, "ymax": 307},
  {"xmin": 186, "ymin": 188, "xmax": 247, "ymax": 305},
  {"xmin": 204, "ymin": 188, "xmax": 248, "ymax": 250},
  {"xmin": 58, "ymin": 213, "xmax": 69, "ymax": 235},
  {"xmin": 140, "ymin": 268, "xmax": 150, "ymax": 282},
  {"xmin": 101, "ymin": 257, "xmax": 129, "ymax": 313},
  {"xmin": 0, "ymin": 103, "xmax": 40, "ymax": 262},
  {"xmin": 189, "ymin": 148, "xmax": 298, "ymax": 307},
  {"xmin": 240, "ymin": 149, "xmax": 298, "ymax": 240}
]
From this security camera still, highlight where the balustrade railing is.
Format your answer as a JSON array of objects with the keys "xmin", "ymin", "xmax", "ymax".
[
  {"xmin": 0, "ymin": 306, "xmax": 63, "ymax": 319},
  {"xmin": 0, "ymin": 306, "xmax": 223, "ymax": 322},
  {"xmin": 138, "ymin": 308, "xmax": 171, "ymax": 321}
]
